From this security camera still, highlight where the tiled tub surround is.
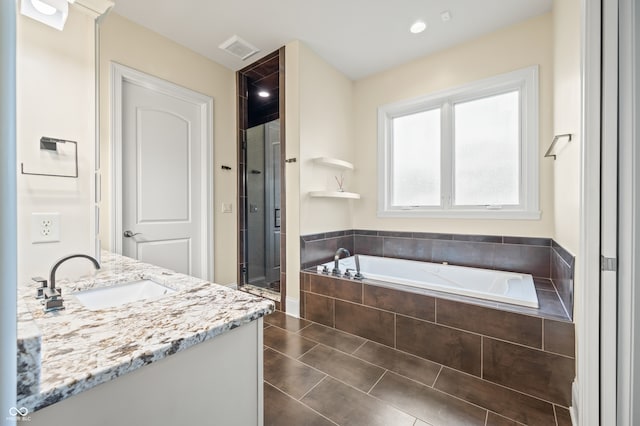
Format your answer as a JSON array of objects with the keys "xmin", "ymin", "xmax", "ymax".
[
  {"xmin": 300, "ymin": 271, "xmax": 575, "ymax": 425},
  {"xmin": 16, "ymin": 252, "xmax": 275, "ymax": 412},
  {"xmin": 264, "ymin": 311, "xmax": 574, "ymax": 426},
  {"xmin": 300, "ymin": 229, "xmax": 575, "ymax": 317}
]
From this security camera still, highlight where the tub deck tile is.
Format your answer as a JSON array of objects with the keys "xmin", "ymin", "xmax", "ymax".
[
  {"xmin": 543, "ymin": 319, "xmax": 576, "ymax": 357},
  {"xmin": 309, "ymin": 274, "xmax": 363, "ymax": 304},
  {"xmin": 483, "ymin": 338, "xmax": 575, "ymax": 407},
  {"xmin": 334, "ymin": 300, "xmax": 395, "ymax": 347},
  {"xmin": 364, "ymin": 285, "xmax": 435, "ymax": 322},
  {"xmin": 396, "ymin": 315, "xmax": 482, "ymax": 377},
  {"xmin": 436, "ymin": 299, "xmax": 543, "ymax": 349},
  {"xmin": 304, "ymin": 292, "xmax": 335, "ymax": 327}
]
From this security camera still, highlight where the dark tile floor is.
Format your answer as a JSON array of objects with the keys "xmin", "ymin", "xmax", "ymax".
[{"xmin": 263, "ymin": 311, "xmax": 572, "ymax": 426}]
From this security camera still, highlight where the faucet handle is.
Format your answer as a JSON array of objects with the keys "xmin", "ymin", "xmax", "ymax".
[
  {"xmin": 32, "ymin": 276, "xmax": 48, "ymax": 299},
  {"xmin": 43, "ymin": 286, "xmax": 62, "ymax": 299}
]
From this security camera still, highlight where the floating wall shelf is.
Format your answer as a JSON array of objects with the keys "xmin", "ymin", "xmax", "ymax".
[
  {"xmin": 309, "ymin": 191, "xmax": 361, "ymax": 199},
  {"xmin": 313, "ymin": 157, "xmax": 354, "ymax": 170}
]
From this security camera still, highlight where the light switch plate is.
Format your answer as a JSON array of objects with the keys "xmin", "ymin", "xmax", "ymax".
[
  {"xmin": 222, "ymin": 203, "xmax": 233, "ymax": 213},
  {"xmin": 31, "ymin": 212, "xmax": 60, "ymax": 243}
]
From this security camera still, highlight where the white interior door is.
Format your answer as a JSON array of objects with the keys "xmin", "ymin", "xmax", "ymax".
[{"xmin": 121, "ymin": 80, "xmax": 203, "ymax": 277}]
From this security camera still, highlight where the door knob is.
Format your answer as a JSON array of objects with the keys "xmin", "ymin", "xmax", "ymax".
[{"xmin": 123, "ymin": 230, "xmax": 141, "ymax": 238}]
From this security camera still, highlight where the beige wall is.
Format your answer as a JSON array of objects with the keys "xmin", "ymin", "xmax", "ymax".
[
  {"xmin": 17, "ymin": 6, "xmax": 96, "ymax": 283},
  {"xmin": 552, "ymin": 0, "xmax": 581, "ymax": 256},
  {"xmin": 298, "ymin": 43, "xmax": 355, "ymax": 235},
  {"xmin": 98, "ymin": 13, "xmax": 237, "ymax": 284},
  {"xmin": 285, "ymin": 40, "xmax": 355, "ymax": 312},
  {"xmin": 352, "ymin": 13, "xmax": 554, "ymax": 237},
  {"xmin": 285, "ymin": 41, "xmax": 301, "ymax": 309}
]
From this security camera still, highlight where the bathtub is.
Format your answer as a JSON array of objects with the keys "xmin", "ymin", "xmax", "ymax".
[{"xmin": 319, "ymin": 255, "xmax": 539, "ymax": 308}]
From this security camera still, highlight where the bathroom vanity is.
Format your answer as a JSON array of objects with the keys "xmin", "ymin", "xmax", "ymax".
[{"xmin": 16, "ymin": 252, "xmax": 274, "ymax": 426}]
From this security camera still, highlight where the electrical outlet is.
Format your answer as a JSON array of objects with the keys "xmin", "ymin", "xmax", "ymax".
[{"xmin": 31, "ymin": 213, "xmax": 60, "ymax": 243}]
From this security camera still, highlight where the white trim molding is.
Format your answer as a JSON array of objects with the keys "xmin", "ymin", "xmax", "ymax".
[
  {"xmin": 110, "ymin": 63, "xmax": 215, "ymax": 281},
  {"xmin": 617, "ymin": 0, "xmax": 640, "ymax": 423},
  {"xmin": 0, "ymin": 1, "xmax": 17, "ymax": 422},
  {"xmin": 576, "ymin": 0, "xmax": 603, "ymax": 424},
  {"xmin": 286, "ymin": 297, "xmax": 300, "ymax": 318}
]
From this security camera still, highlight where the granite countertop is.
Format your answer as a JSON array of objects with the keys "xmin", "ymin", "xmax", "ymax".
[{"xmin": 16, "ymin": 252, "xmax": 275, "ymax": 412}]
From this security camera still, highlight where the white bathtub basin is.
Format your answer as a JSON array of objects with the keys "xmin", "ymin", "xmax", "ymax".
[
  {"xmin": 74, "ymin": 279, "xmax": 176, "ymax": 311},
  {"xmin": 322, "ymin": 255, "xmax": 539, "ymax": 308}
]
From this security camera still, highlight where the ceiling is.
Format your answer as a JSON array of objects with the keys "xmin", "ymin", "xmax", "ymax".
[{"xmin": 112, "ymin": 0, "xmax": 552, "ymax": 81}]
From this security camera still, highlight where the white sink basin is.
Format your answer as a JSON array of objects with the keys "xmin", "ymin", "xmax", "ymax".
[{"xmin": 74, "ymin": 279, "xmax": 176, "ymax": 311}]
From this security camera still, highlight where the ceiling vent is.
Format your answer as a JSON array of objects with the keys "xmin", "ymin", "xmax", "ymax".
[{"xmin": 218, "ymin": 35, "xmax": 260, "ymax": 61}]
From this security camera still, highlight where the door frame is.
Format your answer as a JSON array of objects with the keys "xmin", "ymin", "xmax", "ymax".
[
  {"xmin": 236, "ymin": 48, "xmax": 287, "ymax": 310},
  {"xmin": 110, "ymin": 62, "xmax": 214, "ymax": 280},
  {"xmin": 576, "ymin": 0, "xmax": 603, "ymax": 423},
  {"xmin": 617, "ymin": 0, "xmax": 640, "ymax": 423}
]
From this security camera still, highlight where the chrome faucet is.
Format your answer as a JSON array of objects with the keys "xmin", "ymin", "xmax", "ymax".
[
  {"xmin": 333, "ymin": 248, "xmax": 351, "ymax": 276},
  {"xmin": 354, "ymin": 254, "xmax": 364, "ymax": 280},
  {"xmin": 42, "ymin": 254, "xmax": 101, "ymax": 312}
]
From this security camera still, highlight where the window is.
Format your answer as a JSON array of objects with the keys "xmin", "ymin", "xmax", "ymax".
[{"xmin": 378, "ymin": 66, "xmax": 540, "ymax": 219}]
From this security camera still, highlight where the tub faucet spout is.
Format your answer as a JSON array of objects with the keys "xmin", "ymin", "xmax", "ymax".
[{"xmin": 333, "ymin": 248, "xmax": 351, "ymax": 276}]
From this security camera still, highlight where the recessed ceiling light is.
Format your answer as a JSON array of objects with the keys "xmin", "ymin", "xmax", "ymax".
[
  {"xmin": 258, "ymin": 91, "xmax": 270, "ymax": 98},
  {"xmin": 410, "ymin": 21, "xmax": 427, "ymax": 34},
  {"xmin": 20, "ymin": 0, "xmax": 70, "ymax": 30},
  {"xmin": 441, "ymin": 11, "xmax": 452, "ymax": 22}
]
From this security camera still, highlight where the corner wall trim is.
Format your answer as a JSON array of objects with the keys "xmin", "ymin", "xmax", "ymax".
[{"xmin": 285, "ymin": 297, "xmax": 300, "ymax": 318}]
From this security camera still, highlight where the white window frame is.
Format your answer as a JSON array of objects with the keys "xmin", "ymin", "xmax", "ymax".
[{"xmin": 377, "ymin": 65, "xmax": 540, "ymax": 219}]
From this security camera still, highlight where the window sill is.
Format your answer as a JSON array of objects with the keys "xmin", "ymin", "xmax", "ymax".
[{"xmin": 377, "ymin": 209, "xmax": 542, "ymax": 220}]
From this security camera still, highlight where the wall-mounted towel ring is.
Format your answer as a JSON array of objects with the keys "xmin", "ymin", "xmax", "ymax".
[
  {"xmin": 21, "ymin": 137, "xmax": 78, "ymax": 178},
  {"xmin": 545, "ymin": 134, "xmax": 572, "ymax": 160}
]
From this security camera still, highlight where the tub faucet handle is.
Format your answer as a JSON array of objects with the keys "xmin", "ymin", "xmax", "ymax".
[{"xmin": 344, "ymin": 268, "xmax": 355, "ymax": 278}]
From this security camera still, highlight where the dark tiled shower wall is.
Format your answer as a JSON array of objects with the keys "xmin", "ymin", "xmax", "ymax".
[{"xmin": 300, "ymin": 229, "xmax": 575, "ymax": 317}]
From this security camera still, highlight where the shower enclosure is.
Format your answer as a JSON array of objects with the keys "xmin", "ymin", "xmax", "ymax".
[{"xmin": 246, "ymin": 119, "xmax": 281, "ymax": 290}]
